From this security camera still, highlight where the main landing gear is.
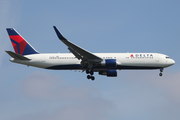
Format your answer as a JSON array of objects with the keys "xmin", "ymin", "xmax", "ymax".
[
  {"xmin": 159, "ymin": 68, "xmax": 163, "ymax": 76},
  {"xmin": 86, "ymin": 69, "xmax": 95, "ymax": 80}
]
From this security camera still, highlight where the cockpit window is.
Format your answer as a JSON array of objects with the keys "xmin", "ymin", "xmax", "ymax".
[{"xmin": 166, "ymin": 56, "xmax": 170, "ymax": 59}]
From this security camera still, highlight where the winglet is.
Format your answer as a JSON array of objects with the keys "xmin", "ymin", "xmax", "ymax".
[{"xmin": 53, "ymin": 26, "xmax": 67, "ymax": 41}]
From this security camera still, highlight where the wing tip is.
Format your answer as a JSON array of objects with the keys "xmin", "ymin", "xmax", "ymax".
[{"xmin": 53, "ymin": 26, "xmax": 67, "ymax": 41}]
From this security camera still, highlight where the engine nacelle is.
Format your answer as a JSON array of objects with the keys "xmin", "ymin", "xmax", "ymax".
[
  {"xmin": 101, "ymin": 59, "xmax": 117, "ymax": 68},
  {"xmin": 99, "ymin": 70, "xmax": 117, "ymax": 77}
]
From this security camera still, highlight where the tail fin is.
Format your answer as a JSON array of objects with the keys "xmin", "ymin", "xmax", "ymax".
[{"xmin": 6, "ymin": 28, "xmax": 38, "ymax": 55}]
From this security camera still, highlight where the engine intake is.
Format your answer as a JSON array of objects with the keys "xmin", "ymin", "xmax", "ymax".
[
  {"xmin": 99, "ymin": 70, "xmax": 117, "ymax": 77},
  {"xmin": 101, "ymin": 59, "xmax": 117, "ymax": 68}
]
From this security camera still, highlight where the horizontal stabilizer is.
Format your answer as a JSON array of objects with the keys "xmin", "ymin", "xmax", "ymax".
[{"xmin": 5, "ymin": 51, "xmax": 31, "ymax": 60}]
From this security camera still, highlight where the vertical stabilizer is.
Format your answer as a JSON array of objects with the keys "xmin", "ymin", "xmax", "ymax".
[{"xmin": 6, "ymin": 28, "xmax": 38, "ymax": 55}]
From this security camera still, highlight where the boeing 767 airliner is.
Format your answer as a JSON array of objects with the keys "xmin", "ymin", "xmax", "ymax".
[{"xmin": 6, "ymin": 26, "xmax": 175, "ymax": 80}]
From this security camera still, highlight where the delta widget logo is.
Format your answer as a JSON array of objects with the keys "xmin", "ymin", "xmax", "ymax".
[{"xmin": 130, "ymin": 54, "xmax": 153, "ymax": 58}]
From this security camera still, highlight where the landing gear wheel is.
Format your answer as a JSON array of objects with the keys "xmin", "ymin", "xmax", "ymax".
[
  {"xmin": 86, "ymin": 69, "xmax": 90, "ymax": 74},
  {"xmin": 87, "ymin": 75, "xmax": 91, "ymax": 79},
  {"xmin": 87, "ymin": 75, "xmax": 95, "ymax": 80},
  {"xmin": 91, "ymin": 76, "xmax": 95, "ymax": 81},
  {"xmin": 159, "ymin": 68, "xmax": 163, "ymax": 77},
  {"xmin": 86, "ymin": 69, "xmax": 95, "ymax": 80},
  {"xmin": 90, "ymin": 71, "xmax": 94, "ymax": 75}
]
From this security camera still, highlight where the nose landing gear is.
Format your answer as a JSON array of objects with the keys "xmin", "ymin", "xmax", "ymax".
[
  {"xmin": 159, "ymin": 68, "xmax": 163, "ymax": 76},
  {"xmin": 159, "ymin": 73, "xmax": 163, "ymax": 76}
]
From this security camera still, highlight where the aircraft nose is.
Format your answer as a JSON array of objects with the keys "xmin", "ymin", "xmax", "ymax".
[
  {"xmin": 171, "ymin": 59, "xmax": 175, "ymax": 65},
  {"xmin": 167, "ymin": 59, "xmax": 175, "ymax": 65}
]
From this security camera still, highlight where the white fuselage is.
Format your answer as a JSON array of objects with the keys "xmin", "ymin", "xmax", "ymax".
[{"xmin": 10, "ymin": 53, "xmax": 175, "ymax": 70}]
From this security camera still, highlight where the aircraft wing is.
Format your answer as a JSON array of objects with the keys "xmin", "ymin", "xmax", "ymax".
[{"xmin": 53, "ymin": 26, "xmax": 103, "ymax": 63}]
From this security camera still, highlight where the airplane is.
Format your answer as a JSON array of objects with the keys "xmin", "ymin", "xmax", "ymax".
[{"xmin": 6, "ymin": 26, "xmax": 175, "ymax": 80}]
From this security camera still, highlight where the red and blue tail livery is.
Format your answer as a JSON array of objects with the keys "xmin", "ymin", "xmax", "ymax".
[{"xmin": 6, "ymin": 28, "xmax": 38, "ymax": 55}]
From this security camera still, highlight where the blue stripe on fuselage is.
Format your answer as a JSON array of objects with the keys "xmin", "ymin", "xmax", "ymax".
[{"xmin": 46, "ymin": 64, "xmax": 161, "ymax": 70}]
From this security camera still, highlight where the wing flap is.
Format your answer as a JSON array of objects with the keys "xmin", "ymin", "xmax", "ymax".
[{"xmin": 68, "ymin": 47, "xmax": 82, "ymax": 60}]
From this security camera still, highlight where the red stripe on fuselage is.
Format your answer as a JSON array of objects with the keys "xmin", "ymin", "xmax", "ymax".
[{"xmin": 10, "ymin": 35, "xmax": 27, "ymax": 55}]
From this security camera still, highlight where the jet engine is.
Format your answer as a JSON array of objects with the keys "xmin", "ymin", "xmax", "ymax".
[
  {"xmin": 101, "ymin": 59, "xmax": 117, "ymax": 68},
  {"xmin": 99, "ymin": 70, "xmax": 117, "ymax": 77}
]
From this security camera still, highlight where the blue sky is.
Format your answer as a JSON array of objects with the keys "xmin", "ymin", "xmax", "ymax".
[{"xmin": 0, "ymin": 0, "xmax": 180, "ymax": 120}]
